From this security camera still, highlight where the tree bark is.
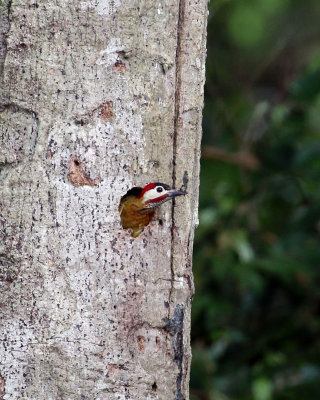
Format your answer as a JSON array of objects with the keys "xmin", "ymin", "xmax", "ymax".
[{"xmin": 0, "ymin": 1, "xmax": 207, "ymax": 399}]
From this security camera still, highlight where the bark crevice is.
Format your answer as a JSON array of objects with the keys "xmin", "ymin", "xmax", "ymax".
[
  {"xmin": 169, "ymin": 0, "xmax": 186, "ymax": 309},
  {"xmin": 163, "ymin": 304, "xmax": 185, "ymax": 400}
]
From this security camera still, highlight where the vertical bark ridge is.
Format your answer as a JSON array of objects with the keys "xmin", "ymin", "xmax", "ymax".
[
  {"xmin": 172, "ymin": 0, "xmax": 186, "ymax": 188},
  {"xmin": 0, "ymin": 0, "xmax": 12, "ymax": 80}
]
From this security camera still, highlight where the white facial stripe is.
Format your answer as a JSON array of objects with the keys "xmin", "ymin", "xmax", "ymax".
[{"xmin": 142, "ymin": 187, "xmax": 169, "ymax": 202}]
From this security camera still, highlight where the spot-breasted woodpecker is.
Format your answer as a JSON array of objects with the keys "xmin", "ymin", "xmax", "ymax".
[{"xmin": 119, "ymin": 182, "xmax": 187, "ymax": 238}]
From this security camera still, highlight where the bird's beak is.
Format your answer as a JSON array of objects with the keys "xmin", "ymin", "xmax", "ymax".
[{"xmin": 168, "ymin": 189, "xmax": 187, "ymax": 198}]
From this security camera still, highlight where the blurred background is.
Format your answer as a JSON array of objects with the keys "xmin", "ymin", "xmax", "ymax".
[{"xmin": 190, "ymin": 1, "xmax": 320, "ymax": 399}]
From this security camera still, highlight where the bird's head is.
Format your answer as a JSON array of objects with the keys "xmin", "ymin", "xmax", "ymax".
[{"xmin": 139, "ymin": 182, "xmax": 187, "ymax": 209}]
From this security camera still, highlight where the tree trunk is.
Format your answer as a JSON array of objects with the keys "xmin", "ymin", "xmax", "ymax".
[{"xmin": 0, "ymin": 1, "xmax": 207, "ymax": 399}]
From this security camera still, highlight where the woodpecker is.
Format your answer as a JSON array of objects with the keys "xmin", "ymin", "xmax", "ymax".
[{"xmin": 119, "ymin": 182, "xmax": 187, "ymax": 238}]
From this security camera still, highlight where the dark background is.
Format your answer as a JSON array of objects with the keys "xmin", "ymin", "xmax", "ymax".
[{"xmin": 190, "ymin": 1, "xmax": 320, "ymax": 399}]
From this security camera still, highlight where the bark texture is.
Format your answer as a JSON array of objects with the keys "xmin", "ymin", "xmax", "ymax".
[{"xmin": 0, "ymin": 1, "xmax": 207, "ymax": 399}]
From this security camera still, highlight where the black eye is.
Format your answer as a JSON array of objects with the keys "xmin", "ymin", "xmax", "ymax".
[{"xmin": 157, "ymin": 187, "xmax": 163, "ymax": 193}]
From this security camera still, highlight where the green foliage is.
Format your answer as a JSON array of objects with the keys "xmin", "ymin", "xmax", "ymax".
[{"xmin": 191, "ymin": 1, "xmax": 320, "ymax": 399}]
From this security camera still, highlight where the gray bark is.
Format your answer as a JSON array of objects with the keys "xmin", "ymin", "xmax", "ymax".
[{"xmin": 0, "ymin": 0, "xmax": 207, "ymax": 399}]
